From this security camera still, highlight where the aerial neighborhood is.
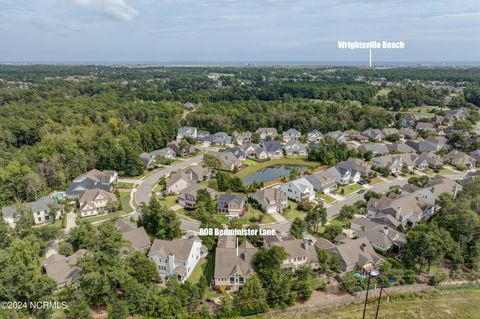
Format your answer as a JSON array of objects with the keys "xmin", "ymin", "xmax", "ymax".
[{"xmin": 2, "ymin": 65, "xmax": 480, "ymax": 318}]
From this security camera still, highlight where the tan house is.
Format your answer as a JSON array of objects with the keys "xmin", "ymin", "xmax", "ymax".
[
  {"xmin": 178, "ymin": 184, "xmax": 218, "ymax": 209},
  {"xmin": 217, "ymin": 194, "xmax": 246, "ymax": 217},
  {"xmin": 166, "ymin": 171, "xmax": 192, "ymax": 194},
  {"xmin": 78, "ymin": 189, "xmax": 118, "ymax": 218},
  {"xmin": 214, "ymin": 236, "xmax": 257, "ymax": 290},
  {"xmin": 251, "ymin": 188, "xmax": 288, "ymax": 214}
]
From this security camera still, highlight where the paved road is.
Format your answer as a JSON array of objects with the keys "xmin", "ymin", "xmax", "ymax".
[{"xmin": 134, "ymin": 155, "xmax": 203, "ymax": 205}]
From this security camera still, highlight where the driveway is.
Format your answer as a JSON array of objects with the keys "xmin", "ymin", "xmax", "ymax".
[
  {"xmin": 270, "ymin": 212, "xmax": 286, "ymax": 223},
  {"xmin": 135, "ymin": 154, "xmax": 203, "ymax": 206},
  {"xmin": 64, "ymin": 212, "xmax": 77, "ymax": 234}
]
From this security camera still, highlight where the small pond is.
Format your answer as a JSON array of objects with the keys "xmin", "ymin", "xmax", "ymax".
[{"xmin": 242, "ymin": 165, "xmax": 308, "ymax": 185}]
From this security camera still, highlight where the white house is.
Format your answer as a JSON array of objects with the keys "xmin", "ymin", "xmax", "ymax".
[
  {"xmin": 278, "ymin": 178, "xmax": 316, "ymax": 202},
  {"xmin": 327, "ymin": 166, "xmax": 361, "ymax": 185},
  {"xmin": 148, "ymin": 238, "xmax": 203, "ymax": 283}
]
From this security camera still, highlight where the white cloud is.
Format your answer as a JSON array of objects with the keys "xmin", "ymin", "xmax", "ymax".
[{"xmin": 72, "ymin": 0, "xmax": 138, "ymax": 22}]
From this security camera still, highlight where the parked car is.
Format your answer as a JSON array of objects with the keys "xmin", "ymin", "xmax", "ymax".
[
  {"xmin": 357, "ymin": 180, "xmax": 366, "ymax": 185},
  {"xmin": 391, "ymin": 173, "xmax": 398, "ymax": 177},
  {"xmin": 357, "ymin": 189, "xmax": 365, "ymax": 194}
]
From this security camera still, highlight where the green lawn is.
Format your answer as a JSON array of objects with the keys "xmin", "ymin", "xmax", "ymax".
[
  {"xmin": 284, "ymin": 201, "xmax": 305, "ymax": 220},
  {"xmin": 236, "ymin": 158, "xmax": 320, "ymax": 179},
  {"xmin": 187, "ymin": 258, "xmax": 207, "ymax": 284},
  {"xmin": 426, "ymin": 167, "xmax": 454, "ymax": 175},
  {"xmin": 369, "ymin": 177, "xmax": 384, "ymax": 185},
  {"xmin": 267, "ymin": 287, "xmax": 480, "ymax": 319},
  {"xmin": 117, "ymin": 182, "xmax": 135, "ymax": 189},
  {"xmin": 317, "ymin": 193, "xmax": 336, "ymax": 204},
  {"xmin": 338, "ymin": 183, "xmax": 363, "ymax": 196},
  {"xmin": 119, "ymin": 191, "xmax": 133, "ymax": 213},
  {"xmin": 158, "ymin": 195, "xmax": 178, "ymax": 208},
  {"xmin": 239, "ymin": 205, "xmax": 276, "ymax": 224}
]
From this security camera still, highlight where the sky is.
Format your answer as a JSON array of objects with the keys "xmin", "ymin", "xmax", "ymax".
[{"xmin": 0, "ymin": 0, "xmax": 479, "ymax": 63}]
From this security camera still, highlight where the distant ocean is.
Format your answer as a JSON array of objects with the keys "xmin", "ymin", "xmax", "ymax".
[{"xmin": 2, "ymin": 61, "xmax": 480, "ymax": 67}]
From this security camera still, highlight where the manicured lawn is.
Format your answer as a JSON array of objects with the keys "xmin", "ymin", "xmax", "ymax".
[
  {"xmin": 284, "ymin": 201, "xmax": 305, "ymax": 220},
  {"xmin": 239, "ymin": 205, "xmax": 276, "ymax": 224},
  {"xmin": 236, "ymin": 158, "xmax": 320, "ymax": 179},
  {"xmin": 159, "ymin": 195, "xmax": 178, "ymax": 208},
  {"xmin": 187, "ymin": 258, "xmax": 207, "ymax": 284},
  {"xmin": 338, "ymin": 183, "xmax": 363, "ymax": 196},
  {"xmin": 369, "ymin": 177, "xmax": 384, "ymax": 185},
  {"xmin": 119, "ymin": 191, "xmax": 133, "ymax": 213},
  {"xmin": 317, "ymin": 193, "xmax": 336, "ymax": 204}
]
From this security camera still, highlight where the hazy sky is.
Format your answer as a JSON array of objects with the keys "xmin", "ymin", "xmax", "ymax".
[{"xmin": 0, "ymin": 0, "xmax": 479, "ymax": 62}]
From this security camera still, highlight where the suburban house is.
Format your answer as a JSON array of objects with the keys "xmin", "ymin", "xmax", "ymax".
[
  {"xmin": 214, "ymin": 236, "xmax": 257, "ymax": 290},
  {"xmin": 170, "ymin": 141, "xmax": 196, "ymax": 157},
  {"xmin": 176, "ymin": 127, "xmax": 198, "ymax": 142},
  {"xmin": 283, "ymin": 128, "xmax": 301, "ymax": 143},
  {"xmin": 373, "ymin": 155, "xmax": 403, "ymax": 173},
  {"xmin": 43, "ymin": 249, "xmax": 87, "ymax": 288},
  {"xmin": 398, "ymin": 128, "xmax": 418, "ymax": 139},
  {"xmin": 382, "ymin": 128, "xmax": 399, "ymax": 137},
  {"xmin": 181, "ymin": 165, "xmax": 212, "ymax": 181},
  {"xmin": 444, "ymin": 150, "xmax": 476, "ymax": 170},
  {"xmin": 401, "ymin": 114, "xmax": 428, "ymax": 127},
  {"xmin": 211, "ymin": 132, "xmax": 232, "ymax": 146},
  {"xmin": 425, "ymin": 136, "xmax": 449, "ymax": 151},
  {"xmin": 278, "ymin": 178, "xmax": 316, "ymax": 202},
  {"xmin": 326, "ymin": 130, "xmax": 346, "ymax": 142},
  {"xmin": 115, "ymin": 219, "xmax": 151, "ymax": 253},
  {"xmin": 337, "ymin": 158, "xmax": 372, "ymax": 177},
  {"xmin": 232, "ymin": 131, "xmax": 252, "ymax": 145},
  {"xmin": 305, "ymin": 170, "xmax": 337, "ymax": 193},
  {"xmin": 357, "ymin": 143, "xmax": 390, "ymax": 156},
  {"xmin": 217, "ymin": 194, "xmax": 246, "ymax": 217},
  {"xmin": 251, "ymin": 188, "xmax": 288, "ymax": 214},
  {"xmin": 148, "ymin": 238, "xmax": 203, "ymax": 283},
  {"xmin": 270, "ymin": 238, "xmax": 319, "ymax": 270},
  {"xmin": 327, "ymin": 166, "xmax": 361, "ymax": 185},
  {"xmin": 220, "ymin": 146, "xmax": 247, "ymax": 161},
  {"xmin": 241, "ymin": 143, "xmax": 268, "ymax": 160},
  {"xmin": 166, "ymin": 171, "xmax": 192, "ymax": 194},
  {"xmin": 307, "ymin": 129, "xmax": 324, "ymax": 143},
  {"xmin": 470, "ymin": 150, "xmax": 480, "ymax": 161},
  {"xmin": 2, "ymin": 196, "xmax": 58, "ymax": 226},
  {"xmin": 386, "ymin": 142, "xmax": 416, "ymax": 154},
  {"xmin": 65, "ymin": 169, "xmax": 117, "ymax": 198},
  {"xmin": 214, "ymin": 151, "xmax": 243, "ymax": 172},
  {"xmin": 399, "ymin": 153, "xmax": 428, "ymax": 171},
  {"xmin": 140, "ymin": 148, "xmax": 176, "ymax": 168},
  {"xmin": 284, "ymin": 140, "xmax": 308, "ymax": 156},
  {"xmin": 366, "ymin": 192, "xmax": 434, "ymax": 227},
  {"xmin": 350, "ymin": 217, "xmax": 406, "ymax": 253},
  {"xmin": 405, "ymin": 139, "xmax": 437, "ymax": 153},
  {"xmin": 417, "ymin": 152, "xmax": 443, "ymax": 169},
  {"xmin": 197, "ymin": 131, "xmax": 211, "ymax": 142},
  {"xmin": 362, "ymin": 129, "xmax": 385, "ymax": 142},
  {"xmin": 178, "ymin": 184, "xmax": 218, "ymax": 209},
  {"xmin": 423, "ymin": 175, "xmax": 462, "ymax": 199},
  {"xmin": 415, "ymin": 122, "xmax": 435, "ymax": 133},
  {"xmin": 326, "ymin": 237, "xmax": 383, "ymax": 273},
  {"xmin": 255, "ymin": 127, "xmax": 278, "ymax": 141},
  {"xmin": 261, "ymin": 141, "xmax": 283, "ymax": 159},
  {"xmin": 78, "ymin": 189, "xmax": 118, "ymax": 218}
]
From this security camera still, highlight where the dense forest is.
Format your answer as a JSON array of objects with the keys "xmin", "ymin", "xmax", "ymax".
[{"xmin": 0, "ymin": 65, "xmax": 479, "ymax": 206}]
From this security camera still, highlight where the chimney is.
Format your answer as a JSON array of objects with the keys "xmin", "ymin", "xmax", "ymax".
[
  {"xmin": 236, "ymin": 237, "xmax": 239, "ymax": 257},
  {"xmin": 168, "ymin": 253, "xmax": 175, "ymax": 272},
  {"xmin": 396, "ymin": 206, "xmax": 401, "ymax": 220}
]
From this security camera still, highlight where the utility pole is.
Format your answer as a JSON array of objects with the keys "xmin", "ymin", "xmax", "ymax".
[
  {"xmin": 374, "ymin": 283, "xmax": 384, "ymax": 319},
  {"xmin": 362, "ymin": 272, "xmax": 372, "ymax": 319}
]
